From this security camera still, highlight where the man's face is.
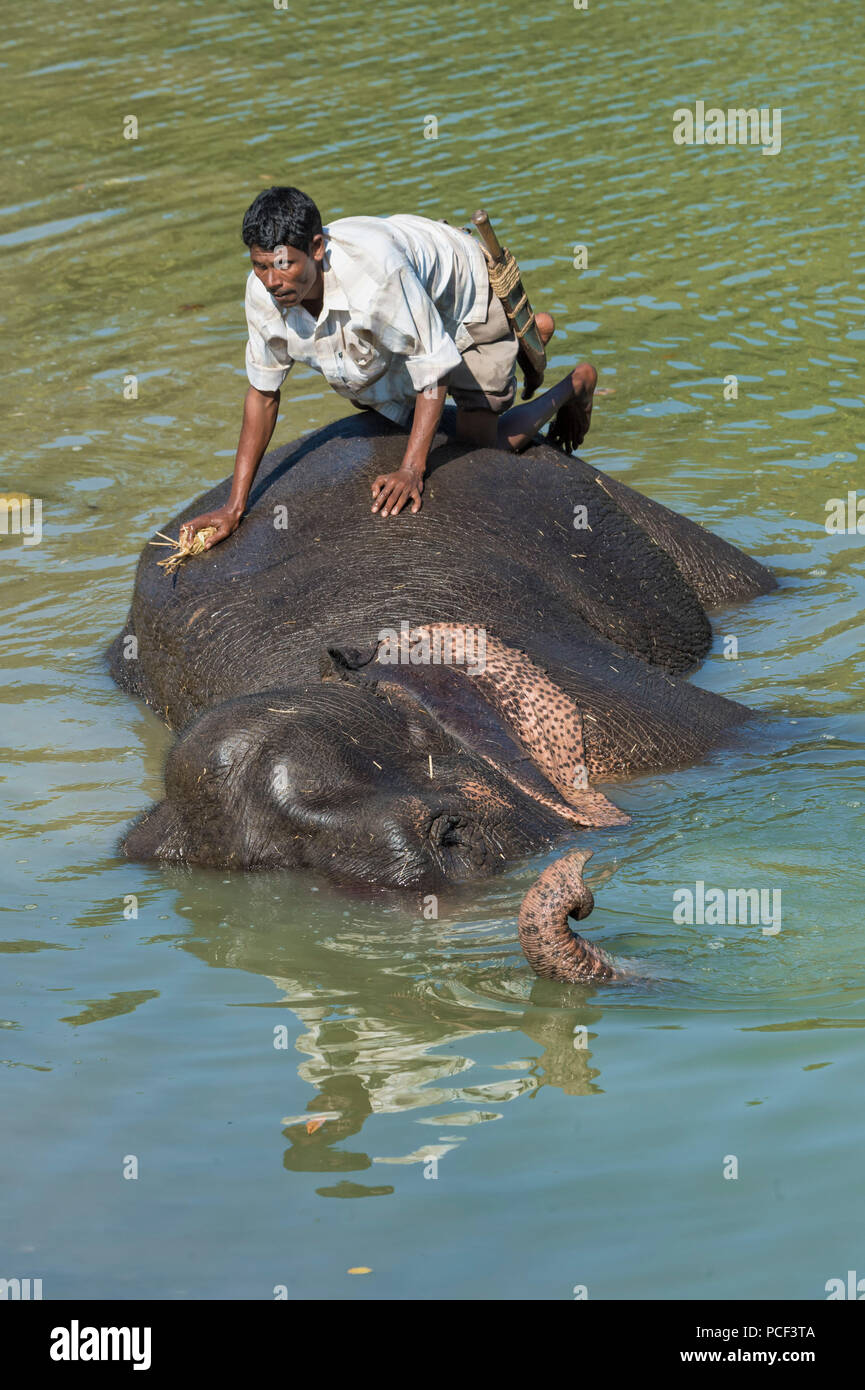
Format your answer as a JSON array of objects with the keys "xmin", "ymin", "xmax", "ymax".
[{"xmin": 250, "ymin": 234, "xmax": 325, "ymax": 307}]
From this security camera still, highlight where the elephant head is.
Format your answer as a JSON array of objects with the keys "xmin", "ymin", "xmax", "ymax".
[{"xmin": 121, "ymin": 628, "xmax": 630, "ymax": 979}]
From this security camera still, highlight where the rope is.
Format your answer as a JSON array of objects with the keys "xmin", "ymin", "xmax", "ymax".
[
  {"xmin": 486, "ymin": 247, "xmax": 522, "ymax": 298},
  {"xmin": 482, "ymin": 242, "xmax": 543, "ymax": 372}
]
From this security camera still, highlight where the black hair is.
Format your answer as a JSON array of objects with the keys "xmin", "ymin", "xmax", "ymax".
[{"xmin": 241, "ymin": 186, "xmax": 323, "ymax": 253}]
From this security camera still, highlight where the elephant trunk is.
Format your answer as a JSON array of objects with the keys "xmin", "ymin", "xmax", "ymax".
[{"xmin": 517, "ymin": 849, "xmax": 618, "ymax": 984}]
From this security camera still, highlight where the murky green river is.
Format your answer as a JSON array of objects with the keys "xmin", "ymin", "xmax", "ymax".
[{"xmin": 2, "ymin": 0, "xmax": 863, "ymax": 1300}]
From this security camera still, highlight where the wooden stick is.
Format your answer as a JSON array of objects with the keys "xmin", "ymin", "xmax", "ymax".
[{"xmin": 472, "ymin": 208, "xmax": 546, "ymax": 398}]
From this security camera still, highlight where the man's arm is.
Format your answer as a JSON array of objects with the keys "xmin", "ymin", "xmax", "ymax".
[
  {"xmin": 179, "ymin": 384, "xmax": 280, "ymax": 548},
  {"xmin": 370, "ymin": 380, "xmax": 448, "ymax": 517}
]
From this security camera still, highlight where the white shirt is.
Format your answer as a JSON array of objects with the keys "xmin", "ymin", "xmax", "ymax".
[{"xmin": 244, "ymin": 214, "xmax": 490, "ymax": 425}]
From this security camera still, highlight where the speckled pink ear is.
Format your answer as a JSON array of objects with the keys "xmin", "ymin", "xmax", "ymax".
[{"xmin": 325, "ymin": 625, "xmax": 630, "ymax": 831}]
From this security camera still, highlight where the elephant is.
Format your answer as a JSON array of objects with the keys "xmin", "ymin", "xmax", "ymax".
[{"xmin": 108, "ymin": 409, "xmax": 775, "ymax": 983}]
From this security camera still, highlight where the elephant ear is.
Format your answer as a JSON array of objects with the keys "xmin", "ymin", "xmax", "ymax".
[{"xmin": 325, "ymin": 625, "xmax": 629, "ymax": 831}]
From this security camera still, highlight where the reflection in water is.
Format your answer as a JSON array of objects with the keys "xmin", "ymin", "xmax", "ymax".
[
  {"xmin": 59, "ymin": 989, "xmax": 159, "ymax": 1027},
  {"xmin": 160, "ymin": 870, "xmax": 608, "ymax": 1187}
]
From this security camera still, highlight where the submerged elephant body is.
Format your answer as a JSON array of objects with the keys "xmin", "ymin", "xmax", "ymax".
[{"xmin": 110, "ymin": 411, "xmax": 774, "ymax": 974}]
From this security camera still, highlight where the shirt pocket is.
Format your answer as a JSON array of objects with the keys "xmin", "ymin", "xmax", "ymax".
[{"xmin": 340, "ymin": 324, "xmax": 390, "ymax": 387}]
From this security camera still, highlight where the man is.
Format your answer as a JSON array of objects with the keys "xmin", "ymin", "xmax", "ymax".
[{"xmin": 181, "ymin": 186, "xmax": 598, "ymax": 547}]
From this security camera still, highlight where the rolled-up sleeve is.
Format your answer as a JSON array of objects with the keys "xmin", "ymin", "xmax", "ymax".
[
  {"xmin": 362, "ymin": 266, "xmax": 462, "ymax": 393},
  {"xmin": 245, "ymin": 279, "xmax": 293, "ymax": 392}
]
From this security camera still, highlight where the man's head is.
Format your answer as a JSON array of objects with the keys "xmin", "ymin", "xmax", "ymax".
[{"xmin": 242, "ymin": 185, "xmax": 325, "ymax": 307}]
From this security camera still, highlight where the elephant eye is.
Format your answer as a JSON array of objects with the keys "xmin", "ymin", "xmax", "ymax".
[
  {"xmin": 429, "ymin": 812, "xmax": 467, "ymax": 848},
  {"xmin": 426, "ymin": 811, "xmax": 488, "ymax": 875}
]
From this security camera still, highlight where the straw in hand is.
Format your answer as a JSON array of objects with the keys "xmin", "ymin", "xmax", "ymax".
[{"xmin": 149, "ymin": 526, "xmax": 218, "ymax": 574}]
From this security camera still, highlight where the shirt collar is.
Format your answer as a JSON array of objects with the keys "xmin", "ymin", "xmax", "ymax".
[{"xmin": 320, "ymin": 232, "xmax": 348, "ymax": 313}]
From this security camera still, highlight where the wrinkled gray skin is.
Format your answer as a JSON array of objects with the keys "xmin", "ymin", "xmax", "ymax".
[{"xmin": 109, "ymin": 410, "xmax": 775, "ymax": 925}]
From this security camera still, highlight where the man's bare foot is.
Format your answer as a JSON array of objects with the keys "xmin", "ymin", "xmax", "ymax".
[
  {"xmin": 535, "ymin": 311, "xmax": 555, "ymax": 346},
  {"xmin": 547, "ymin": 361, "xmax": 598, "ymax": 453},
  {"xmin": 573, "ymin": 360, "xmax": 597, "ymax": 400},
  {"xmin": 571, "ymin": 361, "xmax": 597, "ymax": 447}
]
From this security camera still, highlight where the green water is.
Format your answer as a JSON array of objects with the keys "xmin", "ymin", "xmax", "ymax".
[{"xmin": 2, "ymin": 0, "xmax": 864, "ymax": 1300}]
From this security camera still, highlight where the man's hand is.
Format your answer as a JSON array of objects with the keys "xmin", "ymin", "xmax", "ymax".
[
  {"xmin": 176, "ymin": 386, "xmax": 280, "ymax": 551},
  {"xmin": 371, "ymin": 464, "xmax": 424, "ymax": 517},
  {"xmin": 179, "ymin": 503, "xmax": 242, "ymax": 550},
  {"xmin": 370, "ymin": 379, "xmax": 447, "ymax": 517}
]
